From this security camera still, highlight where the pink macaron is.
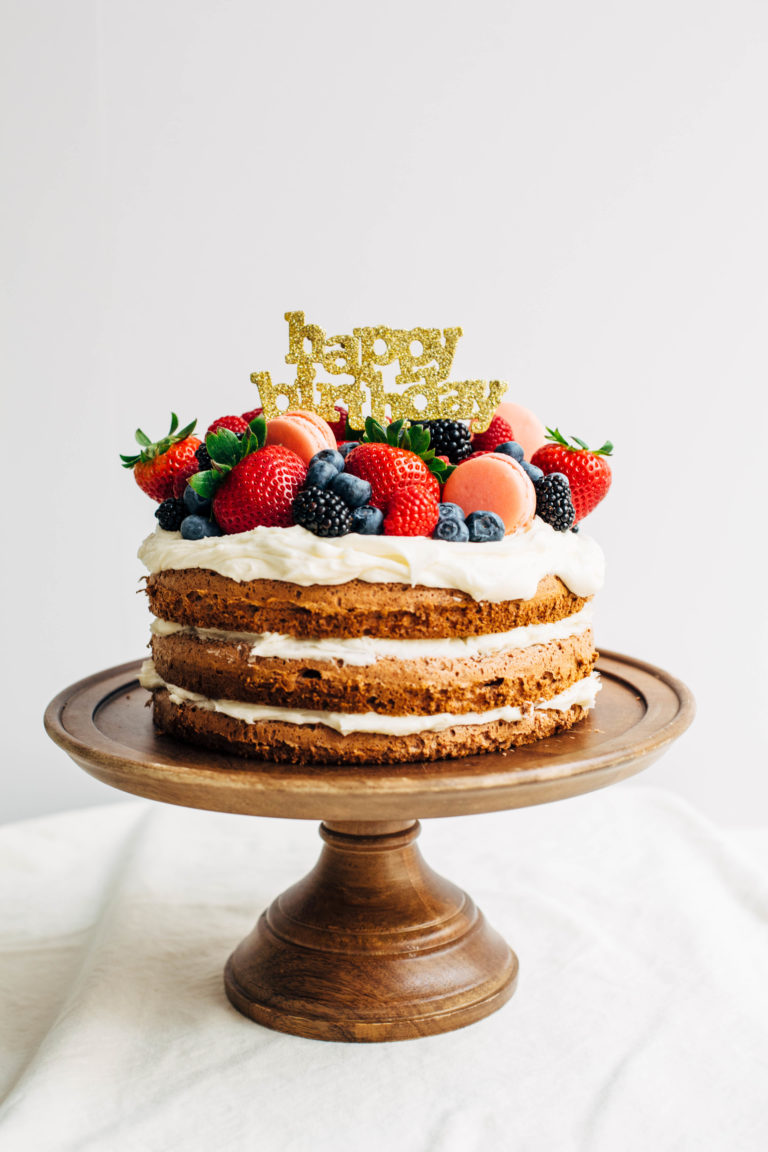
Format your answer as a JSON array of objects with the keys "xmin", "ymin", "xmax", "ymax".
[
  {"xmin": 442, "ymin": 453, "xmax": 536, "ymax": 535},
  {"xmin": 494, "ymin": 401, "xmax": 547, "ymax": 461},
  {"xmin": 265, "ymin": 410, "xmax": 336, "ymax": 464}
]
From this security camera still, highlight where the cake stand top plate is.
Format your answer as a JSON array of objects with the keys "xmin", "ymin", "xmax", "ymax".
[{"xmin": 45, "ymin": 652, "xmax": 694, "ymax": 821}]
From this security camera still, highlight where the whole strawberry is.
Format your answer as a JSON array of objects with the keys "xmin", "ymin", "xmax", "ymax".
[
  {"xmin": 531, "ymin": 428, "xmax": 613, "ymax": 523},
  {"xmin": 189, "ymin": 416, "xmax": 307, "ymax": 534},
  {"xmin": 345, "ymin": 444, "xmax": 434, "ymax": 510},
  {"xmin": 207, "ymin": 414, "xmax": 250, "ymax": 437},
  {"xmin": 344, "ymin": 417, "xmax": 452, "ymax": 510},
  {"xmin": 213, "ymin": 446, "xmax": 306, "ymax": 532},
  {"xmin": 471, "ymin": 414, "xmax": 514, "ymax": 453},
  {"xmin": 121, "ymin": 414, "xmax": 201, "ymax": 502},
  {"xmin": 384, "ymin": 484, "xmax": 440, "ymax": 537}
]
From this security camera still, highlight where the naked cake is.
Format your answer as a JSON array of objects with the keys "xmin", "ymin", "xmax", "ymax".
[{"xmin": 122, "ymin": 315, "xmax": 612, "ymax": 765}]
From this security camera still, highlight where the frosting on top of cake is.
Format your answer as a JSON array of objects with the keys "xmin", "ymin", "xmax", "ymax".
[{"xmin": 138, "ymin": 518, "xmax": 604, "ymax": 602}]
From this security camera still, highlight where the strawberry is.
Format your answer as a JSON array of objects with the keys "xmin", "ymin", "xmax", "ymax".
[
  {"xmin": 345, "ymin": 444, "xmax": 436, "ymax": 510},
  {"xmin": 241, "ymin": 406, "xmax": 263, "ymax": 424},
  {"xmin": 383, "ymin": 484, "xmax": 440, "ymax": 537},
  {"xmin": 207, "ymin": 414, "xmax": 250, "ymax": 437},
  {"xmin": 531, "ymin": 428, "xmax": 613, "ymax": 522},
  {"xmin": 328, "ymin": 404, "xmax": 349, "ymax": 443},
  {"xmin": 471, "ymin": 415, "xmax": 514, "ymax": 453},
  {"xmin": 343, "ymin": 417, "xmax": 453, "ymax": 509},
  {"xmin": 120, "ymin": 414, "xmax": 201, "ymax": 503},
  {"xmin": 213, "ymin": 446, "xmax": 307, "ymax": 533}
]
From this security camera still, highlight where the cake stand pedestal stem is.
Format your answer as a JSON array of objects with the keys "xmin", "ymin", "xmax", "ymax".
[{"xmin": 224, "ymin": 818, "xmax": 518, "ymax": 1042}]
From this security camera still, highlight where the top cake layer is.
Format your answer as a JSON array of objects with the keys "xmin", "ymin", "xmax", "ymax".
[{"xmin": 138, "ymin": 518, "xmax": 605, "ymax": 603}]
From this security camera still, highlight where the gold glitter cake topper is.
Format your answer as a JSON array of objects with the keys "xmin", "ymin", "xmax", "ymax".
[{"xmin": 251, "ymin": 312, "xmax": 506, "ymax": 432}]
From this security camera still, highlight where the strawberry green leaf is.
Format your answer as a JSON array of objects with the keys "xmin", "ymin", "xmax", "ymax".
[
  {"xmin": 595, "ymin": 440, "xmax": 614, "ymax": 456},
  {"xmin": 206, "ymin": 427, "xmax": 241, "ymax": 467},
  {"xmin": 169, "ymin": 412, "xmax": 179, "ymax": 436},
  {"xmin": 247, "ymin": 415, "xmax": 267, "ymax": 447},
  {"xmin": 571, "ymin": 436, "xmax": 589, "ymax": 451},
  {"xmin": 135, "ymin": 428, "xmax": 151, "ymax": 448},
  {"xmin": 189, "ymin": 470, "xmax": 223, "ymax": 499}
]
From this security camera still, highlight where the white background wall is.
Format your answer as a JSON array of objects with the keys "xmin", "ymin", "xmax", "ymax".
[{"xmin": 2, "ymin": 0, "xmax": 766, "ymax": 826}]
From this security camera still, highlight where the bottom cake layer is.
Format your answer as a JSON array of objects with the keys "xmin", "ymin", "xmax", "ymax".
[{"xmin": 147, "ymin": 675, "xmax": 599, "ymax": 764}]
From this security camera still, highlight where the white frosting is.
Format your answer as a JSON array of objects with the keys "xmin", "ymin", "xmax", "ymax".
[
  {"xmin": 138, "ymin": 519, "xmax": 604, "ymax": 602},
  {"xmin": 139, "ymin": 661, "xmax": 600, "ymax": 737},
  {"xmin": 150, "ymin": 605, "xmax": 594, "ymax": 666}
]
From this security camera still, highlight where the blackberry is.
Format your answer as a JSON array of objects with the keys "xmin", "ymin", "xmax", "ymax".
[
  {"xmin": 417, "ymin": 420, "xmax": 472, "ymax": 463},
  {"xmin": 292, "ymin": 485, "xmax": 353, "ymax": 538},
  {"xmin": 194, "ymin": 443, "xmax": 211, "ymax": 471},
  {"xmin": 535, "ymin": 473, "xmax": 575, "ymax": 532},
  {"xmin": 155, "ymin": 498, "xmax": 186, "ymax": 531}
]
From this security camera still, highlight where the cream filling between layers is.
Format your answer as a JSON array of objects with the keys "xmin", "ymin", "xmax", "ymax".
[
  {"xmin": 138, "ymin": 519, "xmax": 604, "ymax": 602},
  {"xmin": 139, "ymin": 660, "xmax": 601, "ymax": 737},
  {"xmin": 149, "ymin": 605, "xmax": 594, "ymax": 666}
]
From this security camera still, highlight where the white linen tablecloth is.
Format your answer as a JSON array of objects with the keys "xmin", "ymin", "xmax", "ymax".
[{"xmin": 1, "ymin": 787, "xmax": 767, "ymax": 1152}]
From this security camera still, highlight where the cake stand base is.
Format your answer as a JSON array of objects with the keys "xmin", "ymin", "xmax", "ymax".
[{"xmin": 224, "ymin": 819, "xmax": 517, "ymax": 1042}]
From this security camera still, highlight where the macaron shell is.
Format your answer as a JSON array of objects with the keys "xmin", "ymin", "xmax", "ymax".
[
  {"xmin": 265, "ymin": 416, "xmax": 331, "ymax": 463},
  {"xmin": 285, "ymin": 410, "xmax": 337, "ymax": 450},
  {"xmin": 495, "ymin": 401, "xmax": 547, "ymax": 460},
  {"xmin": 442, "ymin": 454, "xmax": 536, "ymax": 534}
]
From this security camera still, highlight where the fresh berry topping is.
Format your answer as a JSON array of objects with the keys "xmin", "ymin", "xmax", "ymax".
[
  {"xmin": 355, "ymin": 417, "xmax": 454, "ymax": 486},
  {"xmin": 414, "ymin": 420, "xmax": 472, "ymax": 464},
  {"xmin": 338, "ymin": 441, "xmax": 360, "ymax": 458},
  {"xmin": 520, "ymin": 460, "xmax": 543, "ymax": 483},
  {"xmin": 345, "ymin": 444, "xmax": 437, "ymax": 511},
  {"xmin": 471, "ymin": 415, "xmax": 515, "ymax": 453},
  {"xmin": 180, "ymin": 514, "xmax": 222, "ymax": 540},
  {"xmin": 292, "ymin": 486, "xmax": 353, "ymax": 537},
  {"xmin": 433, "ymin": 515, "xmax": 469, "ymax": 542},
  {"xmin": 530, "ymin": 428, "xmax": 613, "ymax": 523},
  {"xmin": 350, "ymin": 505, "xmax": 384, "ymax": 535},
  {"xmin": 329, "ymin": 472, "xmax": 372, "ymax": 509},
  {"xmin": 120, "ymin": 414, "xmax": 201, "ymax": 503},
  {"xmin": 306, "ymin": 458, "xmax": 339, "ymax": 490},
  {"xmin": 327, "ymin": 404, "xmax": 349, "ymax": 443},
  {"xmin": 155, "ymin": 498, "xmax": 186, "ymax": 531},
  {"xmin": 313, "ymin": 448, "xmax": 345, "ymax": 471},
  {"xmin": 194, "ymin": 444, "xmax": 211, "ymax": 471},
  {"xmin": 212, "ymin": 445, "xmax": 307, "ymax": 533},
  {"xmin": 495, "ymin": 440, "xmax": 525, "ymax": 462},
  {"xmin": 207, "ymin": 415, "xmax": 250, "ymax": 438},
  {"xmin": 241, "ymin": 407, "xmax": 263, "ymax": 424},
  {"xmin": 465, "ymin": 510, "xmax": 505, "ymax": 542},
  {"xmin": 437, "ymin": 502, "xmax": 466, "ymax": 522},
  {"xmin": 535, "ymin": 472, "xmax": 576, "ymax": 532},
  {"xmin": 383, "ymin": 485, "xmax": 440, "ymax": 537},
  {"xmin": 183, "ymin": 484, "xmax": 212, "ymax": 516}
]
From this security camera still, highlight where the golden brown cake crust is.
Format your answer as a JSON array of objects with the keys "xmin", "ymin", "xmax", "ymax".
[
  {"xmin": 150, "ymin": 687, "xmax": 589, "ymax": 764},
  {"xmin": 145, "ymin": 570, "xmax": 589, "ymax": 639},
  {"xmin": 150, "ymin": 630, "xmax": 597, "ymax": 715}
]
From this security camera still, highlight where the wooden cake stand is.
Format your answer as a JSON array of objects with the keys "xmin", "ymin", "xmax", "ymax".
[{"xmin": 45, "ymin": 651, "xmax": 693, "ymax": 1043}]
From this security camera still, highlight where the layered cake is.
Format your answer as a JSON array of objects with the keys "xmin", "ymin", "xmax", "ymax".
[
  {"xmin": 138, "ymin": 522, "xmax": 604, "ymax": 763},
  {"xmin": 125, "ymin": 381, "xmax": 612, "ymax": 765}
]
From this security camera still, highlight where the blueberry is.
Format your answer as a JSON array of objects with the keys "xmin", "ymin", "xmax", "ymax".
[
  {"xmin": 306, "ymin": 459, "xmax": 339, "ymax": 490},
  {"xmin": 338, "ymin": 441, "xmax": 360, "ymax": 458},
  {"xmin": 329, "ymin": 472, "xmax": 372, "ymax": 509},
  {"xmin": 437, "ymin": 502, "xmax": 465, "ymax": 522},
  {"xmin": 495, "ymin": 441, "xmax": 525, "ymax": 462},
  {"xmin": 521, "ymin": 460, "xmax": 544, "ymax": 483},
  {"xmin": 350, "ymin": 505, "xmax": 384, "ymax": 534},
  {"xmin": 466, "ymin": 511, "xmax": 505, "ymax": 542},
  {"xmin": 183, "ymin": 484, "xmax": 212, "ymax": 515},
  {"xmin": 180, "ymin": 515, "xmax": 222, "ymax": 540},
  {"xmin": 433, "ymin": 516, "xmax": 470, "ymax": 542},
  {"xmin": 311, "ymin": 448, "xmax": 345, "ymax": 472}
]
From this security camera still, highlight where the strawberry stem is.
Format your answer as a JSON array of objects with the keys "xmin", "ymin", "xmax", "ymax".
[{"xmin": 545, "ymin": 427, "xmax": 613, "ymax": 456}]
